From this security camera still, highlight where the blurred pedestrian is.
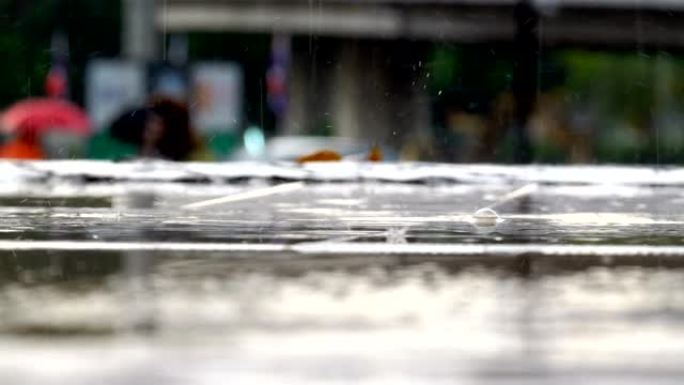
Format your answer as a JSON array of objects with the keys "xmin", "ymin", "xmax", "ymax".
[
  {"xmin": 109, "ymin": 107, "xmax": 164, "ymax": 158},
  {"xmin": 149, "ymin": 97, "xmax": 214, "ymax": 161},
  {"xmin": 0, "ymin": 97, "xmax": 90, "ymax": 160},
  {"xmin": 108, "ymin": 99, "xmax": 214, "ymax": 161}
]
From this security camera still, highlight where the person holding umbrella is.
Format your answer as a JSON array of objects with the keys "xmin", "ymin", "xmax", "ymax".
[
  {"xmin": 108, "ymin": 97, "xmax": 213, "ymax": 161},
  {"xmin": 149, "ymin": 96, "xmax": 213, "ymax": 161},
  {"xmin": 0, "ymin": 98, "xmax": 91, "ymax": 160},
  {"xmin": 108, "ymin": 107, "xmax": 165, "ymax": 159}
]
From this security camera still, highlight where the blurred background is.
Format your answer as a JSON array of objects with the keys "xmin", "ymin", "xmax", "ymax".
[
  {"xmin": 6, "ymin": 3, "xmax": 684, "ymax": 383},
  {"xmin": 1, "ymin": 0, "xmax": 684, "ymax": 163}
]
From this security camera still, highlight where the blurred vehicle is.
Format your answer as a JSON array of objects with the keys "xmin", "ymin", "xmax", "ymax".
[{"xmin": 230, "ymin": 135, "xmax": 397, "ymax": 162}]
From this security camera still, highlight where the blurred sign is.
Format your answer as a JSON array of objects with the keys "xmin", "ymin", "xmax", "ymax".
[
  {"xmin": 191, "ymin": 62, "xmax": 243, "ymax": 133},
  {"xmin": 86, "ymin": 60, "xmax": 146, "ymax": 131},
  {"xmin": 149, "ymin": 63, "xmax": 188, "ymax": 100}
]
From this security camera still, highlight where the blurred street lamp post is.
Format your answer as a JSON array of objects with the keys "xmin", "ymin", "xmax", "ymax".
[
  {"xmin": 512, "ymin": 0, "xmax": 538, "ymax": 163},
  {"xmin": 123, "ymin": 0, "xmax": 158, "ymax": 61},
  {"xmin": 120, "ymin": 0, "xmax": 159, "ymax": 333}
]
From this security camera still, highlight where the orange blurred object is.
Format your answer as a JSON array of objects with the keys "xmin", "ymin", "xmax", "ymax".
[
  {"xmin": 367, "ymin": 145, "xmax": 383, "ymax": 162},
  {"xmin": 297, "ymin": 150, "xmax": 342, "ymax": 163},
  {"xmin": 0, "ymin": 137, "xmax": 44, "ymax": 160}
]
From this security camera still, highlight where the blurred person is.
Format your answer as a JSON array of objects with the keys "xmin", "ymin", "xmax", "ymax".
[
  {"xmin": 149, "ymin": 97, "xmax": 214, "ymax": 161},
  {"xmin": 106, "ymin": 99, "xmax": 214, "ymax": 161},
  {"xmin": 1, "ymin": 98, "xmax": 90, "ymax": 160},
  {"xmin": 109, "ymin": 107, "xmax": 164, "ymax": 158}
]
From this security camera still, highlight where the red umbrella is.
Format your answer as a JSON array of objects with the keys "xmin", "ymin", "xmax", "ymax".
[{"xmin": 1, "ymin": 98, "xmax": 91, "ymax": 136}]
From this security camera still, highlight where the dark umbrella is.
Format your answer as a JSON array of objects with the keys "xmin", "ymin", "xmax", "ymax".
[{"xmin": 109, "ymin": 108, "xmax": 153, "ymax": 146}]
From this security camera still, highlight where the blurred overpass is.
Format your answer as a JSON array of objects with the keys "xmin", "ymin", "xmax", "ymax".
[
  {"xmin": 122, "ymin": 0, "xmax": 684, "ymax": 160},
  {"xmin": 158, "ymin": 0, "xmax": 684, "ymax": 47}
]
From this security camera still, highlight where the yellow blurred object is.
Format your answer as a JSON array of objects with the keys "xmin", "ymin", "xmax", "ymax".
[
  {"xmin": 296, "ymin": 150, "xmax": 342, "ymax": 163},
  {"xmin": 367, "ymin": 145, "xmax": 383, "ymax": 162}
]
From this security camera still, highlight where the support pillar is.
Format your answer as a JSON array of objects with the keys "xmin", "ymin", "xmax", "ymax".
[{"xmin": 123, "ymin": 0, "xmax": 158, "ymax": 61}]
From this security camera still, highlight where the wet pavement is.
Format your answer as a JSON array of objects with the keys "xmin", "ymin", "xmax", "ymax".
[{"xmin": 1, "ymin": 161, "xmax": 684, "ymax": 384}]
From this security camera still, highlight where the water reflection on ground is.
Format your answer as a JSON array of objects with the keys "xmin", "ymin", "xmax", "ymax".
[
  {"xmin": 1, "ymin": 166, "xmax": 684, "ymax": 384},
  {"xmin": 3, "ymin": 257, "xmax": 684, "ymax": 384}
]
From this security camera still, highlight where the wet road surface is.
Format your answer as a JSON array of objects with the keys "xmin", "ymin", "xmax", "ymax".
[{"xmin": 0, "ymin": 162, "xmax": 683, "ymax": 384}]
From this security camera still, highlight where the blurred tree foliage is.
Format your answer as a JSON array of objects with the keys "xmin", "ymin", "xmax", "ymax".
[
  {"xmin": 559, "ymin": 50, "xmax": 656, "ymax": 129},
  {"xmin": 427, "ymin": 44, "xmax": 684, "ymax": 163},
  {"xmin": 0, "ymin": 0, "xmax": 119, "ymax": 107},
  {"xmin": 558, "ymin": 50, "xmax": 684, "ymax": 162},
  {"xmin": 427, "ymin": 44, "xmax": 514, "ymax": 113}
]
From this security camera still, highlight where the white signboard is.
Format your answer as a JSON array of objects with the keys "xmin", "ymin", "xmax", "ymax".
[
  {"xmin": 86, "ymin": 60, "xmax": 146, "ymax": 131},
  {"xmin": 191, "ymin": 62, "xmax": 243, "ymax": 133}
]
